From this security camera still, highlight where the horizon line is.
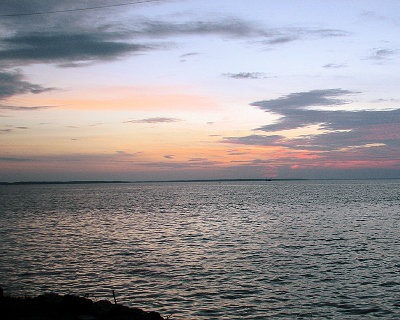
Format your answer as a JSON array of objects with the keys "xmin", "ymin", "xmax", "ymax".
[{"xmin": 1, "ymin": 177, "xmax": 400, "ymax": 185}]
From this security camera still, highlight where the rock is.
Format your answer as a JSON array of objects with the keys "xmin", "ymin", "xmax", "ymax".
[
  {"xmin": 0, "ymin": 292, "xmax": 165, "ymax": 320},
  {"xmin": 62, "ymin": 294, "xmax": 93, "ymax": 313},
  {"xmin": 93, "ymin": 300, "xmax": 114, "ymax": 314}
]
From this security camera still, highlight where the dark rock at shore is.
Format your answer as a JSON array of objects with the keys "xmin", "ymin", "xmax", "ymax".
[{"xmin": 0, "ymin": 292, "xmax": 165, "ymax": 320}]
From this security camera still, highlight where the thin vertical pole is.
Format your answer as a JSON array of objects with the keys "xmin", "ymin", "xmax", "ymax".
[{"xmin": 112, "ymin": 290, "xmax": 117, "ymax": 304}]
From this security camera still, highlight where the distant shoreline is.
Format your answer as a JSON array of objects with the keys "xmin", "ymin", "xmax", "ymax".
[
  {"xmin": 1, "ymin": 178, "xmax": 399, "ymax": 185},
  {"xmin": 0, "ymin": 178, "xmax": 304, "ymax": 185}
]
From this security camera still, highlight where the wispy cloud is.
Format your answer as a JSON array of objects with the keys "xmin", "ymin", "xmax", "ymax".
[
  {"xmin": 0, "ymin": 105, "xmax": 55, "ymax": 111},
  {"xmin": 0, "ymin": 156, "xmax": 32, "ymax": 161},
  {"xmin": 124, "ymin": 117, "xmax": 181, "ymax": 124},
  {"xmin": 115, "ymin": 150, "xmax": 140, "ymax": 156},
  {"xmin": 222, "ymin": 72, "xmax": 268, "ymax": 79},
  {"xmin": 323, "ymin": 63, "xmax": 346, "ymax": 69},
  {"xmin": 180, "ymin": 52, "xmax": 199, "ymax": 58},
  {"xmin": 367, "ymin": 48, "xmax": 396, "ymax": 60}
]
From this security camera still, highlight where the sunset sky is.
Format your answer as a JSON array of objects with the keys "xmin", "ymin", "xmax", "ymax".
[{"xmin": 1, "ymin": 0, "xmax": 400, "ymax": 181}]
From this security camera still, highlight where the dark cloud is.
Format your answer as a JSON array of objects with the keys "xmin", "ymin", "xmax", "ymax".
[
  {"xmin": 124, "ymin": 117, "xmax": 181, "ymax": 124},
  {"xmin": 252, "ymin": 89, "xmax": 399, "ymax": 133},
  {"xmin": 0, "ymin": 70, "xmax": 54, "ymax": 99},
  {"xmin": 252, "ymin": 89, "xmax": 354, "ymax": 113},
  {"xmin": 164, "ymin": 154, "xmax": 174, "ymax": 159},
  {"xmin": 0, "ymin": 0, "xmax": 349, "ymax": 68},
  {"xmin": 223, "ymin": 89, "xmax": 400, "ymax": 155},
  {"xmin": 0, "ymin": 32, "xmax": 150, "ymax": 66},
  {"xmin": 222, "ymin": 72, "xmax": 268, "ymax": 79},
  {"xmin": 223, "ymin": 134, "xmax": 284, "ymax": 146},
  {"xmin": 0, "ymin": 156, "xmax": 32, "ymax": 161}
]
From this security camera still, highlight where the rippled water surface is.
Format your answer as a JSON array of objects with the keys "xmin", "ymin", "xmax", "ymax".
[{"xmin": 1, "ymin": 180, "xmax": 400, "ymax": 319}]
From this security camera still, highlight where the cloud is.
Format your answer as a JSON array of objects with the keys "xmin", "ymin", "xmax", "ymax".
[
  {"xmin": 0, "ymin": 105, "xmax": 55, "ymax": 111},
  {"xmin": 0, "ymin": 151, "xmax": 142, "ymax": 163},
  {"xmin": 0, "ymin": 0, "xmax": 349, "ymax": 68},
  {"xmin": 179, "ymin": 52, "xmax": 199, "ymax": 58},
  {"xmin": 133, "ymin": 20, "xmax": 349, "ymax": 41},
  {"xmin": 0, "ymin": 70, "xmax": 54, "ymax": 99},
  {"xmin": 259, "ymin": 28, "xmax": 349, "ymax": 46},
  {"xmin": 223, "ymin": 134, "xmax": 284, "ymax": 146},
  {"xmin": 164, "ymin": 154, "xmax": 174, "ymax": 159},
  {"xmin": 0, "ymin": 32, "xmax": 150, "ymax": 66},
  {"xmin": 138, "ymin": 159, "xmax": 220, "ymax": 168},
  {"xmin": 124, "ymin": 117, "xmax": 181, "ymax": 124},
  {"xmin": 223, "ymin": 89, "xmax": 400, "ymax": 156},
  {"xmin": 0, "ymin": 156, "xmax": 32, "ymax": 161},
  {"xmin": 265, "ymin": 36, "xmax": 298, "ymax": 44},
  {"xmin": 222, "ymin": 72, "xmax": 268, "ymax": 79},
  {"xmin": 252, "ymin": 89, "xmax": 399, "ymax": 133},
  {"xmin": 228, "ymin": 152, "xmax": 246, "ymax": 155},
  {"xmin": 115, "ymin": 150, "xmax": 140, "ymax": 156},
  {"xmin": 367, "ymin": 48, "xmax": 395, "ymax": 60},
  {"xmin": 252, "ymin": 89, "xmax": 354, "ymax": 113},
  {"xmin": 131, "ymin": 19, "xmax": 268, "ymax": 39},
  {"xmin": 323, "ymin": 63, "xmax": 346, "ymax": 69},
  {"xmin": 0, "ymin": 70, "xmax": 56, "ymax": 112}
]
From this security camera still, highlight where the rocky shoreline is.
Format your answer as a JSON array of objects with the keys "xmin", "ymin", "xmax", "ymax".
[{"xmin": 0, "ymin": 288, "xmax": 165, "ymax": 320}]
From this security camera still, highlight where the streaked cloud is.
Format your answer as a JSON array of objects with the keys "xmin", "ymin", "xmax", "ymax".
[
  {"xmin": 124, "ymin": 117, "xmax": 181, "ymax": 124},
  {"xmin": 222, "ymin": 72, "xmax": 268, "ymax": 79},
  {"xmin": 179, "ymin": 52, "xmax": 199, "ymax": 58},
  {"xmin": 0, "ymin": 32, "xmax": 150, "ymax": 66},
  {"xmin": 0, "ymin": 156, "xmax": 32, "ymax": 161},
  {"xmin": 323, "ymin": 63, "xmax": 346, "ymax": 69},
  {"xmin": 0, "ymin": 105, "xmax": 55, "ymax": 111}
]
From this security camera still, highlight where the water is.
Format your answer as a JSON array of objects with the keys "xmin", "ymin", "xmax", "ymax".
[{"xmin": 1, "ymin": 180, "xmax": 400, "ymax": 319}]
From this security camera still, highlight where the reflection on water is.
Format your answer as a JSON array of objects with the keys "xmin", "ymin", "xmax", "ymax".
[{"xmin": 1, "ymin": 180, "xmax": 400, "ymax": 319}]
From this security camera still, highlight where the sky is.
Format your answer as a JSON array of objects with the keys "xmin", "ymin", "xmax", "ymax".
[{"xmin": 0, "ymin": 0, "xmax": 400, "ymax": 181}]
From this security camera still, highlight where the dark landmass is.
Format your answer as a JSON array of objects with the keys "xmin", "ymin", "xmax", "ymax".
[
  {"xmin": 0, "ymin": 178, "xmax": 308, "ymax": 185},
  {"xmin": 3, "ymin": 177, "xmax": 398, "ymax": 185},
  {"xmin": 0, "ymin": 180, "xmax": 130, "ymax": 185},
  {"xmin": 0, "ymin": 290, "xmax": 164, "ymax": 320}
]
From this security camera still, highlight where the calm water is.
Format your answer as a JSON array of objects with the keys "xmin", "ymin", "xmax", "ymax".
[{"xmin": 1, "ymin": 180, "xmax": 400, "ymax": 319}]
